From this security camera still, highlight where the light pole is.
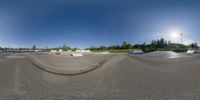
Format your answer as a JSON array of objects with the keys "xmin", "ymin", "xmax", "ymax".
[{"xmin": 180, "ymin": 33, "xmax": 183, "ymax": 44}]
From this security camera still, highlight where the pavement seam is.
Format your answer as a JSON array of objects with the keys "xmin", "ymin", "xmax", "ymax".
[{"xmin": 13, "ymin": 60, "xmax": 23, "ymax": 97}]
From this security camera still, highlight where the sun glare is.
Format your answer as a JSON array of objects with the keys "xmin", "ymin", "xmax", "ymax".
[{"xmin": 170, "ymin": 32, "xmax": 179, "ymax": 39}]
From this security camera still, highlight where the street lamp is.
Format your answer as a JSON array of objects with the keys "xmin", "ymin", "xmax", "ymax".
[{"xmin": 180, "ymin": 33, "xmax": 183, "ymax": 44}]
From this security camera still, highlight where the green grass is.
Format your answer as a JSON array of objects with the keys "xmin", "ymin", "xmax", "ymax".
[{"xmin": 91, "ymin": 49, "xmax": 132, "ymax": 53}]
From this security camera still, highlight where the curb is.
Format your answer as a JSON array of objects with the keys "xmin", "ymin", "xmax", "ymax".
[{"xmin": 27, "ymin": 54, "xmax": 113, "ymax": 76}]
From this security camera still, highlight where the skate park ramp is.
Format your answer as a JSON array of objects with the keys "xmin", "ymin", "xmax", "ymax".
[
  {"xmin": 28, "ymin": 54, "xmax": 113, "ymax": 75},
  {"xmin": 0, "ymin": 50, "xmax": 4, "ymax": 54},
  {"xmin": 142, "ymin": 51, "xmax": 186, "ymax": 58}
]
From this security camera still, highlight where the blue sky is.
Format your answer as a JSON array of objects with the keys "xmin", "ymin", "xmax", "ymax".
[{"xmin": 0, "ymin": 0, "xmax": 200, "ymax": 48}]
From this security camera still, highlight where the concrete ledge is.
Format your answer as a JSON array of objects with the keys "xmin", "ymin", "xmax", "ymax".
[{"xmin": 27, "ymin": 54, "xmax": 113, "ymax": 75}]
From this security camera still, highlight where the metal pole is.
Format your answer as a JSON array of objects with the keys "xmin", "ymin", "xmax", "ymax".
[{"xmin": 180, "ymin": 33, "xmax": 183, "ymax": 44}]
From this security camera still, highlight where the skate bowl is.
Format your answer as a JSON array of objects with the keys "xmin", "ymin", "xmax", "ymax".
[{"xmin": 28, "ymin": 54, "xmax": 113, "ymax": 75}]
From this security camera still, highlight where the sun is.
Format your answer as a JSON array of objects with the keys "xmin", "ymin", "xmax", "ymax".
[{"xmin": 170, "ymin": 32, "xmax": 179, "ymax": 39}]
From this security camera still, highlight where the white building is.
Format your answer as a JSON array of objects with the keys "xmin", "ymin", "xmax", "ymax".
[
  {"xmin": 75, "ymin": 50, "xmax": 81, "ymax": 52},
  {"xmin": 75, "ymin": 49, "xmax": 91, "ymax": 53},
  {"xmin": 94, "ymin": 52, "xmax": 110, "ymax": 55},
  {"xmin": 34, "ymin": 50, "xmax": 41, "ymax": 52},
  {"xmin": 67, "ymin": 50, "xmax": 72, "ymax": 52},
  {"xmin": 58, "ymin": 49, "xmax": 63, "ymax": 52},
  {"xmin": 50, "ymin": 50, "xmax": 57, "ymax": 52}
]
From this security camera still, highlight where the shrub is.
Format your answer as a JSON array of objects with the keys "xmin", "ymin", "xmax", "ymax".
[{"xmin": 172, "ymin": 48, "xmax": 187, "ymax": 52}]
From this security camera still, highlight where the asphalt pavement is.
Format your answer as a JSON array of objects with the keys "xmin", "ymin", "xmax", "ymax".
[{"xmin": 0, "ymin": 53, "xmax": 200, "ymax": 100}]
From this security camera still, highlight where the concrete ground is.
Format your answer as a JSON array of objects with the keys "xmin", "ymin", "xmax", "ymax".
[{"xmin": 0, "ymin": 53, "xmax": 200, "ymax": 100}]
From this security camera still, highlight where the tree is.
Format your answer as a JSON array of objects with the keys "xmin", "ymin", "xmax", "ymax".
[
  {"xmin": 61, "ymin": 44, "xmax": 71, "ymax": 51},
  {"xmin": 154, "ymin": 38, "xmax": 168, "ymax": 48},
  {"xmin": 141, "ymin": 42, "xmax": 147, "ymax": 50},
  {"xmin": 72, "ymin": 48, "xmax": 78, "ymax": 51},
  {"xmin": 121, "ymin": 42, "xmax": 132, "ymax": 49},
  {"xmin": 190, "ymin": 43, "xmax": 198, "ymax": 48},
  {"xmin": 134, "ymin": 44, "xmax": 141, "ymax": 49},
  {"xmin": 89, "ymin": 46, "xmax": 97, "ymax": 50},
  {"xmin": 32, "ymin": 45, "xmax": 36, "ymax": 50},
  {"xmin": 99, "ymin": 46, "xmax": 107, "ymax": 50},
  {"xmin": 45, "ymin": 46, "xmax": 48, "ymax": 50},
  {"xmin": 150, "ymin": 40, "xmax": 157, "ymax": 49},
  {"xmin": 62, "ymin": 44, "xmax": 67, "ymax": 50}
]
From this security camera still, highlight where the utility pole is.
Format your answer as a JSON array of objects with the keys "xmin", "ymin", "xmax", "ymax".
[{"xmin": 180, "ymin": 33, "xmax": 183, "ymax": 44}]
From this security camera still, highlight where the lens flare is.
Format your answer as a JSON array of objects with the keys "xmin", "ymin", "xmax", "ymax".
[{"xmin": 170, "ymin": 32, "xmax": 179, "ymax": 39}]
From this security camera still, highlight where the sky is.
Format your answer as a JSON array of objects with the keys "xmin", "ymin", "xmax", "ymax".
[{"xmin": 0, "ymin": 0, "xmax": 200, "ymax": 48}]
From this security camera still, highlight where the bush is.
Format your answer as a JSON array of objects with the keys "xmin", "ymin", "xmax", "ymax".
[
  {"xmin": 172, "ymin": 48, "xmax": 187, "ymax": 52},
  {"xmin": 142, "ymin": 48, "xmax": 156, "ymax": 52}
]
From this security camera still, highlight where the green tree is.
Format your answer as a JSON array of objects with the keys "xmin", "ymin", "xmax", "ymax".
[
  {"xmin": 190, "ymin": 43, "xmax": 198, "ymax": 48},
  {"xmin": 32, "ymin": 45, "xmax": 36, "ymax": 50},
  {"xmin": 61, "ymin": 44, "xmax": 71, "ymax": 51},
  {"xmin": 62, "ymin": 44, "xmax": 67, "ymax": 51},
  {"xmin": 99, "ymin": 46, "xmax": 107, "ymax": 50},
  {"xmin": 121, "ymin": 42, "xmax": 132, "ymax": 49},
  {"xmin": 89, "ymin": 46, "xmax": 97, "ymax": 50},
  {"xmin": 141, "ymin": 42, "xmax": 147, "ymax": 50},
  {"xmin": 150, "ymin": 40, "xmax": 157, "ymax": 49}
]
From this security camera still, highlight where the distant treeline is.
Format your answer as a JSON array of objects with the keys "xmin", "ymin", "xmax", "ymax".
[
  {"xmin": 0, "ymin": 38, "xmax": 199, "ymax": 52},
  {"xmin": 0, "ymin": 44, "xmax": 78, "ymax": 51},
  {"xmin": 87, "ymin": 38, "xmax": 199, "ymax": 52}
]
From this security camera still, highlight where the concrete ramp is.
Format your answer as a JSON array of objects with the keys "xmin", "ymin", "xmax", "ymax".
[
  {"xmin": 28, "ymin": 54, "xmax": 112, "ymax": 75},
  {"xmin": 0, "ymin": 50, "xmax": 4, "ymax": 54},
  {"xmin": 70, "ymin": 52, "xmax": 83, "ymax": 57},
  {"xmin": 143, "ymin": 51, "xmax": 186, "ymax": 58},
  {"xmin": 129, "ymin": 50, "xmax": 144, "ymax": 55},
  {"xmin": 6, "ymin": 53, "xmax": 27, "ymax": 59}
]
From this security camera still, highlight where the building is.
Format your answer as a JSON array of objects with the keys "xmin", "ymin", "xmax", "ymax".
[
  {"xmin": 75, "ymin": 49, "xmax": 91, "ymax": 53},
  {"xmin": 58, "ymin": 49, "xmax": 63, "ymax": 52},
  {"xmin": 50, "ymin": 50, "xmax": 57, "ymax": 52}
]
